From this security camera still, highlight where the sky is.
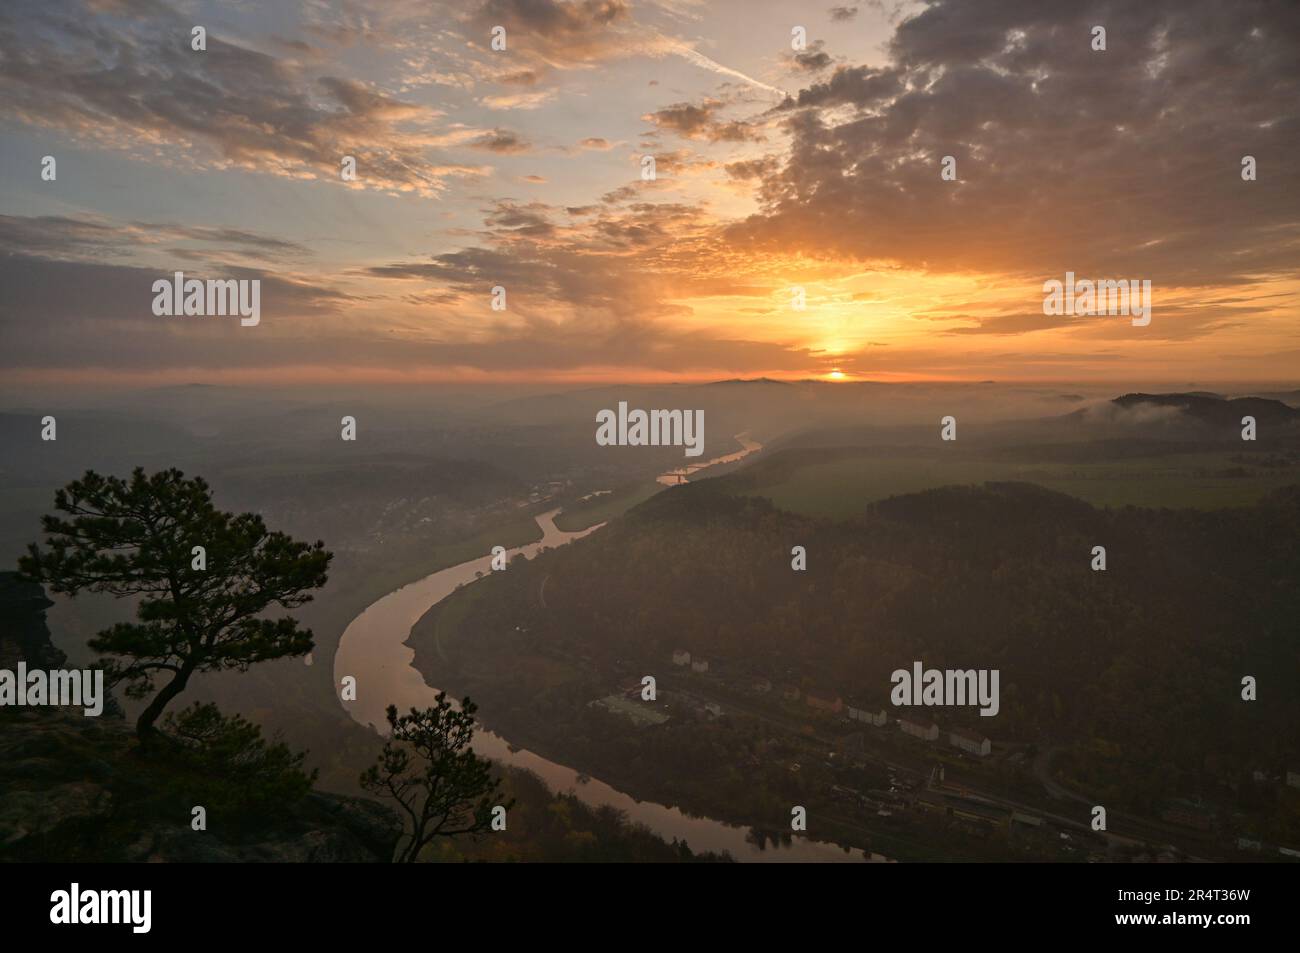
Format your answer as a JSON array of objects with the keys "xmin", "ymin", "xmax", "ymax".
[{"xmin": 1, "ymin": 0, "xmax": 1297, "ymax": 387}]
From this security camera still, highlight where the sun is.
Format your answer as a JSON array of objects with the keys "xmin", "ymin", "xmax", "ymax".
[{"xmin": 827, "ymin": 369, "xmax": 847, "ymax": 381}]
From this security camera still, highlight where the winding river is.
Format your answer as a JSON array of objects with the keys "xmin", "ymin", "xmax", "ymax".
[{"xmin": 334, "ymin": 436, "xmax": 880, "ymax": 861}]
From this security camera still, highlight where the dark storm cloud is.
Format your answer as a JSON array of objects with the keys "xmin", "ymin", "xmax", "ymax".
[{"xmin": 734, "ymin": 0, "xmax": 1300, "ymax": 286}]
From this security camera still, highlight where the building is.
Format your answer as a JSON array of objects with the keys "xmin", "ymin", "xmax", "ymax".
[
  {"xmin": 672, "ymin": 649, "xmax": 691, "ymax": 667},
  {"xmin": 845, "ymin": 698, "xmax": 873, "ymax": 721},
  {"xmin": 805, "ymin": 688, "xmax": 843, "ymax": 714},
  {"xmin": 847, "ymin": 703, "xmax": 888, "ymax": 727},
  {"xmin": 899, "ymin": 717, "xmax": 939, "ymax": 742},
  {"xmin": 948, "ymin": 726, "xmax": 992, "ymax": 758},
  {"xmin": 1287, "ymin": 770, "xmax": 1300, "ymax": 790},
  {"xmin": 691, "ymin": 658, "xmax": 709, "ymax": 674},
  {"xmin": 752, "ymin": 677, "xmax": 772, "ymax": 694},
  {"xmin": 781, "ymin": 684, "xmax": 801, "ymax": 702}
]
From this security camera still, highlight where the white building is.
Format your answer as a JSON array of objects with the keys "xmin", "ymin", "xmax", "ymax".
[
  {"xmin": 847, "ymin": 705, "xmax": 888, "ymax": 727},
  {"xmin": 948, "ymin": 727, "xmax": 991, "ymax": 758},
  {"xmin": 691, "ymin": 658, "xmax": 709, "ymax": 674},
  {"xmin": 899, "ymin": 718, "xmax": 939, "ymax": 742},
  {"xmin": 672, "ymin": 649, "xmax": 691, "ymax": 667}
]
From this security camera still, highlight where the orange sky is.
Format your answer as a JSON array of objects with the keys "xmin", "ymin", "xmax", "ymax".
[{"xmin": 1, "ymin": 0, "xmax": 1297, "ymax": 386}]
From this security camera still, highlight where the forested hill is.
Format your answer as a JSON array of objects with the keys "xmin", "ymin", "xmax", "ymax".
[{"xmin": 440, "ymin": 480, "xmax": 1300, "ymax": 814}]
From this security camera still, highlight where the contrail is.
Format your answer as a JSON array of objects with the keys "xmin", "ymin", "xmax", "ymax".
[{"xmin": 663, "ymin": 40, "xmax": 787, "ymax": 98}]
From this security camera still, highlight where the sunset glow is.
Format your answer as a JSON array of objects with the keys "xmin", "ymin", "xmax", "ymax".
[{"xmin": 1, "ymin": 0, "xmax": 1296, "ymax": 388}]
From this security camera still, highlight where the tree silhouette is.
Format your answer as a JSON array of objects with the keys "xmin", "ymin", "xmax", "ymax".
[
  {"xmin": 361, "ymin": 694, "xmax": 509, "ymax": 862},
  {"xmin": 19, "ymin": 468, "xmax": 330, "ymax": 743}
]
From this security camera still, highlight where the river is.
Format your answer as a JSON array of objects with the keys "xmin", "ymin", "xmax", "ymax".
[{"xmin": 334, "ymin": 435, "xmax": 882, "ymax": 861}]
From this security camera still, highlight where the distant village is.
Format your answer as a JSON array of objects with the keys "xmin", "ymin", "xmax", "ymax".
[
  {"xmin": 661, "ymin": 647, "xmax": 994, "ymax": 757},
  {"xmin": 582, "ymin": 645, "xmax": 1300, "ymax": 863}
]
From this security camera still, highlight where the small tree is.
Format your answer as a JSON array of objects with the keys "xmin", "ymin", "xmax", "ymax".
[
  {"xmin": 19, "ymin": 468, "xmax": 330, "ymax": 743},
  {"xmin": 361, "ymin": 694, "xmax": 509, "ymax": 862},
  {"xmin": 161, "ymin": 702, "xmax": 317, "ymax": 824}
]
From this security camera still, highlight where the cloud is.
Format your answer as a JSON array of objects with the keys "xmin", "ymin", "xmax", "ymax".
[
  {"xmin": 725, "ymin": 156, "xmax": 781, "ymax": 180},
  {"xmin": 5, "ymin": 0, "xmax": 1296, "ymax": 382},
  {"xmin": 0, "ymin": 250, "xmax": 356, "ymax": 372},
  {"xmin": 0, "ymin": 215, "xmax": 310, "ymax": 262},
  {"xmin": 643, "ymin": 100, "xmax": 766, "ymax": 142},
  {"xmin": 788, "ymin": 40, "xmax": 833, "ymax": 74},
  {"xmin": 0, "ymin": 229, "xmax": 818, "ymax": 379},
  {"xmin": 469, "ymin": 128, "xmax": 533, "ymax": 153},
  {"xmin": 471, "ymin": 0, "xmax": 631, "ymax": 56},
  {"xmin": 0, "ymin": 0, "xmax": 485, "ymax": 196},
  {"xmin": 732, "ymin": 0, "xmax": 1300, "ymax": 288},
  {"xmin": 345, "ymin": 191, "xmax": 834, "ymax": 375},
  {"xmin": 465, "ymin": 1, "xmax": 785, "ymax": 95},
  {"xmin": 657, "ymin": 39, "xmax": 787, "ymax": 96}
]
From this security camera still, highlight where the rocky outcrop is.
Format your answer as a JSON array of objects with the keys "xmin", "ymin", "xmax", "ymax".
[
  {"xmin": 0, "ymin": 572, "xmax": 63, "ymax": 671},
  {"xmin": 0, "ymin": 571, "xmax": 402, "ymax": 863}
]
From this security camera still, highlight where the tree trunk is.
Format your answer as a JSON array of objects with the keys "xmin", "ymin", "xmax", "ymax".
[{"xmin": 136, "ymin": 665, "xmax": 194, "ymax": 744}]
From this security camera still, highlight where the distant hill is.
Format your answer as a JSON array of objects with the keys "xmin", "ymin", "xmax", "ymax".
[{"xmin": 1113, "ymin": 393, "xmax": 1300, "ymax": 427}]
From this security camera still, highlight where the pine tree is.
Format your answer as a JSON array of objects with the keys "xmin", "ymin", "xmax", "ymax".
[{"xmin": 20, "ymin": 468, "xmax": 330, "ymax": 743}]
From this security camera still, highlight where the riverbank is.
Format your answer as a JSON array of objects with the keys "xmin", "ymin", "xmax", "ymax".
[
  {"xmin": 330, "ymin": 436, "xmax": 896, "ymax": 861},
  {"xmin": 406, "ymin": 596, "xmax": 877, "ymax": 860}
]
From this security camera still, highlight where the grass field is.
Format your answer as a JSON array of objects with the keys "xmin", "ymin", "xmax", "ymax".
[
  {"xmin": 731, "ymin": 451, "xmax": 1300, "ymax": 518},
  {"xmin": 554, "ymin": 480, "xmax": 663, "ymax": 531}
]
